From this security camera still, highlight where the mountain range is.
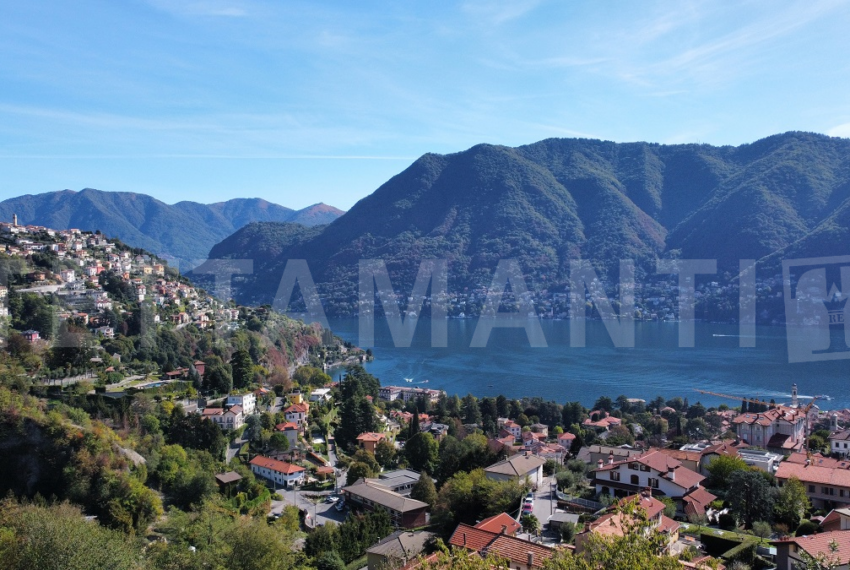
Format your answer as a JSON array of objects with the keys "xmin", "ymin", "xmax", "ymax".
[
  {"xmin": 0, "ymin": 188, "xmax": 344, "ymax": 268},
  {"xmin": 200, "ymin": 132, "xmax": 850, "ymax": 309}
]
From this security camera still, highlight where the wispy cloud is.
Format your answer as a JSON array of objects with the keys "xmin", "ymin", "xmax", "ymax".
[{"xmin": 619, "ymin": 1, "xmax": 843, "ymax": 88}]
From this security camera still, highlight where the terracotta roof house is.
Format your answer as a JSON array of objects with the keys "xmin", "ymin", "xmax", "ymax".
[
  {"xmin": 474, "ymin": 512, "xmax": 522, "ymax": 536},
  {"xmin": 283, "ymin": 402, "xmax": 309, "ymax": 428},
  {"xmin": 557, "ymin": 432, "xmax": 577, "ymax": 450},
  {"xmin": 576, "ymin": 492, "xmax": 679, "ymax": 554},
  {"xmin": 776, "ymin": 454, "xmax": 850, "ymax": 509},
  {"xmin": 591, "ymin": 449, "xmax": 716, "ymax": 517},
  {"xmin": 583, "ymin": 412, "xmax": 622, "ymax": 431},
  {"xmin": 448, "ymin": 523, "xmax": 555, "ymax": 569},
  {"xmin": 484, "ymin": 453, "xmax": 546, "ymax": 488},
  {"xmin": 772, "ymin": 530, "xmax": 850, "ymax": 569},
  {"xmin": 357, "ymin": 432, "xmax": 387, "ymax": 454},
  {"xmin": 732, "ymin": 405, "xmax": 806, "ymax": 453},
  {"xmin": 274, "ymin": 421, "xmax": 300, "ymax": 448},
  {"xmin": 249, "ymin": 455, "xmax": 306, "ymax": 489},
  {"xmin": 488, "ymin": 435, "xmax": 520, "ymax": 457},
  {"xmin": 343, "ymin": 478, "xmax": 429, "ymax": 528}
]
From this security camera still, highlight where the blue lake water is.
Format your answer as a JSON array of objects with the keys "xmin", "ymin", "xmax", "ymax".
[{"xmin": 327, "ymin": 318, "xmax": 850, "ymax": 409}]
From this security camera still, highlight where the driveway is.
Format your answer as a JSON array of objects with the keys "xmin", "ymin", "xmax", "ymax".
[{"xmin": 226, "ymin": 433, "xmax": 247, "ymax": 464}]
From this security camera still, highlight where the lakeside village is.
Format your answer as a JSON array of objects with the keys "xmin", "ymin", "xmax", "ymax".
[{"xmin": 3, "ymin": 221, "xmax": 850, "ymax": 569}]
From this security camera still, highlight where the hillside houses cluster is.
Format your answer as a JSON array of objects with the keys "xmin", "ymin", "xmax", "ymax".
[{"xmin": 0, "ymin": 217, "xmax": 237, "ymax": 341}]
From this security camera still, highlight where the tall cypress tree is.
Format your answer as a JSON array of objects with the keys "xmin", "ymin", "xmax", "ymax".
[{"xmin": 409, "ymin": 409, "xmax": 421, "ymax": 439}]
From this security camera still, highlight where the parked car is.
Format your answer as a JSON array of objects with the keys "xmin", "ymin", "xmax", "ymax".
[
  {"xmin": 335, "ymin": 499, "xmax": 346, "ymax": 512},
  {"xmin": 325, "ymin": 495, "xmax": 340, "ymax": 504}
]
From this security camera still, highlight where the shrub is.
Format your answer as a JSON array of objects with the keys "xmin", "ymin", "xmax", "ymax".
[
  {"xmin": 752, "ymin": 520, "xmax": 771, "ymax": 539},
  {"xmin": 795, "ymin": 520, "xmax": 818, "ymax": 536},
  {"xmin": 560, "ymin": 522, "xmax": 576, "ymax": 543}
]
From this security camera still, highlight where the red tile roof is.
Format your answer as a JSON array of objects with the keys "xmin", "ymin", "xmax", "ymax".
[
  {"xmin": 683, "ymin": 487, "xmax": 717, "ymax": 517},
  {"xmin": 594, "ymin": 449, "xmax": 706, "ymax": 491},
  {"xmin": 474, "ymin": 512, "xmax": 522, "ymax": 536},
  {"xmin": 284, "ymin": 403, "xmax": 309, "ymax": 414},
  {"xmin": 732, "ymin": 405, "xmax": 804, "ymax": 427},
  {"xmin": 249, "ymin": 455, "xmax": 305, "ymax": 474},
  {"xmin": 449, "ymin": 523, "xmax": 554, "ymax": 567},
  {"xmin": 357, "ymin": 432, "xmax": 386, "ymax": 442},
  {"xmin": 776, "ymin": 459, "xmax": 850, "ymax": 488},
  {"xmin": 773, "ymin": 530, "xmax": 850, "ymax": 565},
  {"xmin": 275, "ymin": 421, "xmax": 298, "ymax": 431}
]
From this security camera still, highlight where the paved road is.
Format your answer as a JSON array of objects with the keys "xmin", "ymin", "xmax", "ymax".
[
  {"xmin": 269, "ymin": 397, "xmax": 284, "ymax": 414},
  {"xmin": 226, "ymin": 433, "xmax": 248, "ymax": 464},
  {"xmin": 515, "ymin": 476, "xmax": 560, "ymax": 544}
]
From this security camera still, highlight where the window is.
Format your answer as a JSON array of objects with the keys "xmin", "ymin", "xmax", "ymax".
[
  {"xmin": 640, "ymin": 464, "xmax": 650, "ymax": 472},
  {"xmin": 809, "ymin": 485, "xmax": 815, "ymax": 493},
  {"xmin": 610, "ymin": 471, "xmax": 620, "ymax": 481},
  {"xmin": 648, "ymin": 478, "xmax": 659, "ymax": 489},
  {"xmin": 630, "ymin": 475, "xmax": 639, "ymax": 485}
]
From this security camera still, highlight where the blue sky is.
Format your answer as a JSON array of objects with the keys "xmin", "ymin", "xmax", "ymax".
[{"xmin": 1, "ymin": 0, "xmax": 849, "ymax": 210}]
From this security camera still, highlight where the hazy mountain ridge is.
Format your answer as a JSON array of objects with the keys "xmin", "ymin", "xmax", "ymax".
[
  {"xmin": 0, "ymin": 189, "xmax": 344, "ymax": 268},
  {"xmin": 202, "ymin": 132, "xmax": 850, "ymax": 308}
]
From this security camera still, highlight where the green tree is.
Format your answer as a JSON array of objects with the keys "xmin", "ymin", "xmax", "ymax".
[
  {"xmin": 431, "ymin": 468, "xmax": 525, "ymax": 532},
  {"xmin": 346, "ymin": 461, "xmax": 377, "ymax": 487},
  {"xmin": 462, "ymin": 394, "xmax": 482, "ymax": 425},
  {"xmin": 705, "ymin": 455, "xmax": 749, "ymax": 489},
  {"xmin": 314, "ymin": 551, "xmax": 346, "ymax": 570},
  {"xmin": 405, "ymin": 432, "xmax": 438, "ymax": 474},
  {"xmin": 268, "ymin": 432, "xmax": 290, "ymax": 454},
  {"xmin": 774, "ymin": 476, "xmax": 810, "ymax": 530},
  {"xmin": 230, "ymin": 349, "xmax": 254, "ymax": 389},
  {"xmin": 752, "ymin": 521, "xmax": 772, "ymax": 539},
  {"xmin": 727, "ymin": 470, "xmax": 774, "ymax": 529},
  {"xmin": 410, "ymin": 472, "xmax": 437, "ymax": 507},
  {"xmin": 205, "ymin": 362, "xmax": 233, "ymax": 395},
  {"xmin": 521, "ymin": 514, "xmax": 540, "ymax": 534},
  {"xmin": 374, "ymin": 438, "xmax": 397, "ymax": 470},
  {"xmin": 0, "ymin": 500, "xmax": 142, "ymax": 570},
  {"xmin": 305, "ymin": 522, "xmax": 339, "ymax": 557}
]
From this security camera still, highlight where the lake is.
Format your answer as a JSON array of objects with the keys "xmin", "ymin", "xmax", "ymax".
[{"xmin": 326, "ymin": 318, "xmax": 850, "ymax": 409}]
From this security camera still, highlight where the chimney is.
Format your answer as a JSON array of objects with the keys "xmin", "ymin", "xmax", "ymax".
[
  {"xmin": 597, "ymin": 459, "xmax": 604, "ymax": 469},
  {"xmin": 527, "ymin": 552, "xmax": 534, "ymax": 567},
  {"xmin": 608, "ymin": 453, "xmax": 614, "ymax": 465},
  {"xmin": 667, "ymin": 466, "xmax": 675, "ymax": 481},
  {"xmin": 500, "ymin": 524, "xmax": 507, "ymax": 534}
]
